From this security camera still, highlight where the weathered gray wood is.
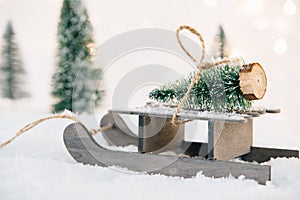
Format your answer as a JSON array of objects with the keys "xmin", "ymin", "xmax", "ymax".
[
  {"xmin": 265, "ymin": 108, "xmax": 281, "ymax": 113},
  {"xmin": 100, "ymin": 113, "xmax": 138, "ymax": 147},
  {"xmin": 142, "ymin": 116, "xmax": 184, "ymax": 153},
  {"xmin": 250, "ymin": 107, "xmax": 266, "ymax": 114},
  {"xmin": 63, "ymin": 123, "xmax": 271, "ymax": 184},
  {"xmin": 212, "ymin": 119, "xmax": 253, "ymax": 160},
  {"xmin": 109, "ymin": 108, "xmax": 249, "ymax": 123},
  {"xmin": 208, "ymin": 119, "xmax": 253, "ymax": 160},
  {"xmin": 241, "ymin": 146, "xmax": 299, "ymax": 163},
  {"xmin": 181, "ymin": 142, "xmax": 299, "ymax": 162},
  {"xmin": 244, "ymin": 112, "xmax": 260, "ymax": 117},
  {"xmin": 109, "ymin": 106, "xmax": 281, "ymax": 125},
  {"xmin": 208, "ymin": 120, "xmax": 214, "ymax": 160},
  {"xmin": 138, "ymin": 115, "xmax": 145, "ymax": 153}
]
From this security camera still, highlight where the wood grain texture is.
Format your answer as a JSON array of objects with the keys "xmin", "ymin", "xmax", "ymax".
[
  {"xmin": 212, "ymin": 119, "xmax": 253, "ymax": 160},
  {"xmin": 142, "ymin": 116, "xmax": 184, "ymax": 153},
  {"xmin": 239, "ymin": 63, "xmax": 267, "ymax": 100},
  {"xmin": 63, "ymin": 123, "xmax": 271, "ymax": 184},
  {"xmin": 182, "ymin": 142, "xmax": 299, "ymax": 162},
  {"xmin": 109, "ymin": 108, "xmax": 248, "ymax": 123}
]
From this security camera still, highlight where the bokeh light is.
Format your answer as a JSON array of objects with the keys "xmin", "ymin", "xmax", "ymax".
[
  {"xmin": 203, "ymin": 0, "xmax": 218, "ymax": 8},
  {"xmin": 253, "ymin": 17, "xmax": 270, "ymax": 30},
  {"xmin": 231, "ymin": 49, "xmax": 243, "ymax": 58},
  {"xmin": 244, "ymin": 0, "xmax": 263, "ymax": 15},
  {"xmin": 283, "ymin": 0, "xmax": 296, "ymax": 15},
  {"xmin": 274, "ymin": 17, "xmax": 287, "ymax": 31},
  {"xmin": 273, "ymin": 38, "xmax": 287, "ymax": 54}
]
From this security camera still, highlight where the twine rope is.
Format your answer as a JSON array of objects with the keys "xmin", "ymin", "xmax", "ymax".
[
  {"xmin": 89, "ymin": 123, "xmax": 113, "ymax": 135},
  {"xmin": 0, "ymin": 113, "xmax": 112, "ymax": 148},
  {"xmin": 171, "ymin": 25, "xmax": 240, "ymax": 125}
]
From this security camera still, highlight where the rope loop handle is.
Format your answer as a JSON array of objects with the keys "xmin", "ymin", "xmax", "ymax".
[{"xmin": 176, "ymin": 25, "xmax": 206, "ymax": 64}]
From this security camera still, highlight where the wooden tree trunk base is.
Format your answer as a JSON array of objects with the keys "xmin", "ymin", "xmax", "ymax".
[{"xmin": 239, "ymin": 63, "xmax": 267, "ymax": 100}]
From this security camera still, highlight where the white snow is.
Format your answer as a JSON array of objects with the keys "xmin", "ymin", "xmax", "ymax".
[
  {"xmin": 0, "ymin": 1, "xmax": 300, "ymax": 198},
  {"xmin": 0, "ymin": 111, "xmax": 300, "ymax": 200}
]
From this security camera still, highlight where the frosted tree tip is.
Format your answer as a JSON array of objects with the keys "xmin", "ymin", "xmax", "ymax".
[{"xmin": 62, "ymin": 109, "xmax": 76, "ymax": 117}]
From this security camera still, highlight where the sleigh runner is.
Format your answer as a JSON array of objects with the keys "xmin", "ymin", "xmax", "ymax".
[{"xmin": 63, "ymin": 106, "xmax": 298, "ymax": 185}]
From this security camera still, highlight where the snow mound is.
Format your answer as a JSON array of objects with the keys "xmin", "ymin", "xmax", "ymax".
[{"xmin": 0, "ymin": 112, "xmax": 299, "ymax": 199}]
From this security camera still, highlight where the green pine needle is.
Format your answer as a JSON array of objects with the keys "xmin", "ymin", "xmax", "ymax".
[{"xmin": 149, "ymin": 64, "xmax": 252, "ymax": 112}]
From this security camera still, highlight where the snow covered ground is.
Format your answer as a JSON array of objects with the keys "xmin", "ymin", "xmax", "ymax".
[
  {"xmin": 0, "ymin": 110, "xmax": 300, "ymax": 200},
  {"xmin": 0, "ymin": 0, "xmax": 300, "ymax": 199}
]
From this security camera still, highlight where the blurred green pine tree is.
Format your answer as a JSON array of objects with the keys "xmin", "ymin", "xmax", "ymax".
[
  {"xmin": 52, "ymin": 0, "xmax": 103, "ymax": 113},
  {"xmin": 212, "ymin": 25, "xmax": 231, "ymax": 59},
  {"xmin": 0, "ymin": 21, "xmax": 29, "ymax": 100}
]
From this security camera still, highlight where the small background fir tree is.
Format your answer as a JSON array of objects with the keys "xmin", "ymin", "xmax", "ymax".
[
  {"xmin": 211, "ymin": 25, "xmax": 231, "ymax": 59},
  {"xmin": 0, "ymin": 21, "xmax": 29, "ymax": 100},
  {"xmin": 52, "ymin": 0, "xmax": 103, "ymax": 113}
]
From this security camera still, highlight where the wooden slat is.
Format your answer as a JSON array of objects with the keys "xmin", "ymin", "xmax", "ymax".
[
  {"xmin": 265, "ymin": 108, "xmax": 281, "ymax": 113},
  {"xmin": 211, "ymin": 119, "xmax": 253, "ymax": 160},
  {"xmin": 142, "ymin": 116, "xmax": 184, "ymax": 153},
  {"xmin": 250, "ymin": 107, "xmax": 266, "ymax": 114},
  {"xmin": 109, "ymin": 108, "xmax": 249, "ymax": 123},
  {"xmin": 241, "ymin": 146, "xmax": 299, "ymax": 163},
  {"xmin": 180, "ymin": 142, "xmax": 299, "ymax": 163}
]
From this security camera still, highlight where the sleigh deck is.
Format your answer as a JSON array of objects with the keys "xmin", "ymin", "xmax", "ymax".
[{"xmin": 108, "ymin": 106, "xmax": 292, "ymax": 161}]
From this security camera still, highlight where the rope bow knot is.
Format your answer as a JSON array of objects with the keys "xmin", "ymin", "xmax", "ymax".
[{"xmin": 171, "ymin": 25, "xmax": 240, "ymax": 125}]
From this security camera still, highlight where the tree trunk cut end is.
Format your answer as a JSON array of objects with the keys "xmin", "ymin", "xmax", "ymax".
[{"xmin": 239, "ymin": 63, "xmax": 267, "ymax": 100}]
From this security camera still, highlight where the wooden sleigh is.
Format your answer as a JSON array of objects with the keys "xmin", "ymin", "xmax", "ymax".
[
  {"xmin": 63, "ymin": 106, "xmax": 299, "ymax": 185},
  {"xmin": 63, "ymin": 25, "xmax": 299, "ymax": 185}
]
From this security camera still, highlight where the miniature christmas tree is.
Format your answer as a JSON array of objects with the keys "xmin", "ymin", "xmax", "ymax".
[
  {"xmin": 212, "ymin": 25, "xmax": 231, "ymax": 59},
  {"xmin": 149, "ymin": 62, "xmax": 267, "ymax": 112},
  {"xmin": 150, "ymin": 25, "xmax": 267, "ymax": 113},
  {"xmin": 0, "ymin": 21, "xmax": 29, "ymax": 100},
  {"xmin": 52, "ymin": 0, "xmax": 103, "ymax": 113}
]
